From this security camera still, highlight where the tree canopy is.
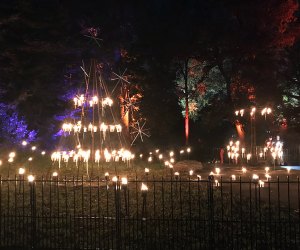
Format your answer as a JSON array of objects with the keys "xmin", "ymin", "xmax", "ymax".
[{"xmin": 0, "ymin": 0, "xmax": 299, "ymax": 147}]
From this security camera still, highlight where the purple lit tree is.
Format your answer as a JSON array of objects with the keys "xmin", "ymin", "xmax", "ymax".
[{"xmin": 0, "ymin": 103, "xmax": 36, "ymax": 145}]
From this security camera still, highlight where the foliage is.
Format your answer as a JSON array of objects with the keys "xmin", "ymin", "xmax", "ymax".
[
  {"xmin": 176, "ymin": 59, "xmax": 227, "ymax": 121},
  {"xmin": 0, "ymin": 103, "xmax": 36, "ymax": 144}
]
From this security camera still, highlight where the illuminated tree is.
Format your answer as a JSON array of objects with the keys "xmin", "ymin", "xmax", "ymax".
[
  {"xmin": 0, "ymin": 103, "xmax": 36, "ymax": 145},
  {"xmin": 175, "ymin": 58, "xmax": 227, "ymax": 144}
]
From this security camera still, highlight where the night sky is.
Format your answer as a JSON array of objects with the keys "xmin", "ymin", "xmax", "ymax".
[{"xmin": 0, "ymin": 0, "xmax": 299, "ymax": 151}]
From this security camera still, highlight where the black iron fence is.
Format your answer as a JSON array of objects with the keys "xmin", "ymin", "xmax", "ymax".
[{"xmin": 0, "ymin": 175, "xmax": 299, "ymax": 249}]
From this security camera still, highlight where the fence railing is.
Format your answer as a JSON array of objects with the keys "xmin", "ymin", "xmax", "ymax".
[{"xmin": 0, "ymin": 175, "xmax": 299, "ymax": 249}]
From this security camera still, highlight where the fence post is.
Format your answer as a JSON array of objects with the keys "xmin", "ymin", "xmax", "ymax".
[
  {"xmin": 114, "ymin": 177, "xmax": 121, "ymax": 250},
  {"xmin": 207, "ymin": 175, "xmax": 214, "ymax": 249},
  {"xmin": 29, "ymin": 176, "xmax": 36, "ymax": 249}
]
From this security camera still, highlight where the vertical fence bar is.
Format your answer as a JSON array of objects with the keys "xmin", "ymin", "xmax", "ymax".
[
  {"xmin": 207, "ymin": 176, "xmax": 214, "ymax": 250},
  {"xmin": 14, "ymin": 175, "xmax": 17, "ymax": 246},
  {"xmin": 0, "ymin": 176, "xmax": 2, "ymax": 248},
  {"xmin": 277, "ymin": 176, "xmax": 281, "ymax": 249},
  {"xmin": 239, "ymin": 176, "xmax": 242, "ymax": 249},
  {"xmin": 268, "ymin": 177, "xmax": 271, "ymax": 248},
  {"xmin": 287, "ymin": 175, "xmax": 291, "ymax": 247},
  {"xmin": 249, "ymin": 178, "xmax": 253, "ymax": 249},
  {"xmin": 29, "ymin": 179, "xmax": 36, "ymax": 249}
]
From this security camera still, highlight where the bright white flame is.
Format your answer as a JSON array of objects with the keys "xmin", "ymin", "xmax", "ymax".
[
  {"xmin": 22, "ymin": 141, "xmax": 27, "ymax": 146},
  {"xmin": 8, "ymin": 158, "xmax": 14, "ymax": 163},
  {"xmin": 231, "ymin": 175, "xmax": 236, "ymax": 181},
  {"xmin": 145, "ymin": 168, "xmax": 149, "ymax": 173},
  {"xmin": 52, "ymin": 172, "xmax": 58, "ymax": 177},
  {"xmin": 187, "ymin": 147, "xmax": 191, "ymax": 153},
  {"xmin": 28, "ymin": 175, "xmax": 35, "ymax": 182},
  {"xmin": 215, "ymin": 168, "xmax": 220, "ymax": 175},
  {"xmin": 28, "ymin": 157, "xmax": 33, "ymax": 161},
  {"xmin": 189, "ymin": 170, "xmax": 193, "ymax": 176},
  {"xmin": 265, "ymin": 174, "xmax": 271, "ymax": 180},
  {"xmin": 41, "ymin": 151, "xmax": 46, "ymax": 155},
  {"xmin": 121, "ymin": 177, "xmax": 128, "ymax": 185},
  {"xmin": 148, "ymin": 157, "xmax": 152, "ymax": 162},
  {"xmin": 18, "ymin": 168, "xmax": 25, "ymax": 175},
  {"xmin": 102, "ymin": 97, "xmax": 113, "ymax": 107},
  {"xmin": 141, "ymin": 183, "xmax": 148, "ymax": 191},
  {"xmin": 9, "ymin": 152, "xmax": 16, "ymax": 158},
  {"xmin": 31, "ymin": 146, "xmax": 36, "ymax": 151},
  {"xmin": 242, "ymin": 167, "xmax": 247, "ymax": 173},
  {"xmin": 170, "ymin": 158, "xmax": 175, "ymax": 163},
  {"xmin": 169, "ymin": 151, "xmax": 174, "ymax": 157},
  {"xmin": 246, "ymin": 154, "xmax": 252, "ymax": 161},
  {"xmin": 265, "ymin": 167, "xmax": 270, "ymax": 172},
  {"xmin": 95, "ymin": 150, "xmax": 101, "ymax": 163},
  {"xmin": 259, "ymin": 180, "xmax": 264, "ymax": 187},
  {"xmin": 159, "ymin": 154, "xmax": 163, "ymax": 159},
  {"xmin": 112, "ymin": 176, "xmax": 118, "ymax": 182},
  {"xmin": 174, "ymin": 172, "xmax": 179, "ymax": 177},
  {"xmin": 252, "ymin": 174, "xmax": 259, "ymax": 180}
]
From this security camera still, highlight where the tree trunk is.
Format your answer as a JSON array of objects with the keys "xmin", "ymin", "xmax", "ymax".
[{"xmin": 218, "ymin": 62, "xmax": 232, "ymax": 102}]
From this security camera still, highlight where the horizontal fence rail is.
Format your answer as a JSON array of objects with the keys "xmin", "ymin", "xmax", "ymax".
[{"xmin": 0, "ymin": 176, "xmax": 299, "ymax": 249}]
